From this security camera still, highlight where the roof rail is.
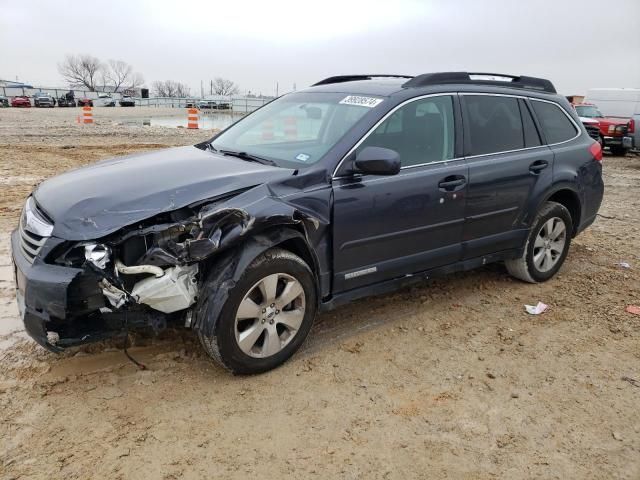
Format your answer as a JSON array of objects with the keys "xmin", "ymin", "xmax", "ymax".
[
  {"xmin": 402, "ymin": 72, "xmax": 557, "ymax": 94},
  {"xmin": 312, "ymin": 74, "xmax": 413, "ymax": 87}
]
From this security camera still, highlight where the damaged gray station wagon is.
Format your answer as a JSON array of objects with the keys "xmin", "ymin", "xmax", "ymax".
[{"xmin": 12, "ymin": 72, "xmax": 604, "ymax": 374}]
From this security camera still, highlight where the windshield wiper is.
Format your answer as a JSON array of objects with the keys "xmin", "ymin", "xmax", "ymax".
[{"xmin": 219, "ymin": 149, "xmax": 278, "ymax": 167}]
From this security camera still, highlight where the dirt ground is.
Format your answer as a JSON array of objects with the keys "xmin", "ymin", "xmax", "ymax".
[{"xmin": 1, "ymin": 107, "xmax": 639, "ymax": 479}]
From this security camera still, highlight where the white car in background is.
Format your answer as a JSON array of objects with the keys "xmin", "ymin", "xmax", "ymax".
[{"xmin": 93, "ymin": 93, "xmax": 116, "ymax": 107}]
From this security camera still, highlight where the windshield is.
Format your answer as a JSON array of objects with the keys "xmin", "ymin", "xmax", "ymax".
[
  {"xmin": 575, "ymin": 105, "xmax": 603, "ymax": 118},
  {"xmin": 209, "ymin": 92, "xmax": 380, "ymax": 168}
]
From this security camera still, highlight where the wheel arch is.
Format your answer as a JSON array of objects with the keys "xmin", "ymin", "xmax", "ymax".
[
  {"xmin": 538, "ymin": 185, "xmax": 582, "ymax": 236},
  {"xmin": 546, "ymin": 189, "xmax": 581, "ymax": 236},
  {"xmin": 192, "ymin": 226, "xmax": 320, "ymax": 338}
]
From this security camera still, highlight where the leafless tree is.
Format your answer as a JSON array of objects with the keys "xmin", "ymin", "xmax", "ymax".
[
  {"xmin": 152, "ymin": 80, "xmax": 191, "ymax": 98},
  {"xmin": 128, "ymin": 72, "xmax": 145, "ymax": 91},
  {"xmin": 212, "ymin": 77, "xmax": 239, "ymax": 96},
  {"xmin": 175, "ymin": 82, "xmax": 190, "ymax": 98},
  {"xmin": 58, "ymin": 54, "xmax": 104, "ymax": 91},
  {"xmin": 103, "ymin": 60, "xmax": 145, "ymax": 93}
]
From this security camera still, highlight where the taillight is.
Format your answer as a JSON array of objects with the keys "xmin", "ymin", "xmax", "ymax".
[
  {"xmin": 589, "ymin": 142, "xmax": 603, "ymax": 162},
  {"xmin": 628, "ymin": 118, "xmax": 635, "ymax": 134}
]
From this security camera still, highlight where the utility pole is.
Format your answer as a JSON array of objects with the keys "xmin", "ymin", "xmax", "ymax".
[
  {"xmin": 276, "ymin": 82, "xmax": 279, "ymax": 97},
  {"xmin": 200, "ymin": 80, "xmax": 203, "ymax": 98},
  {"xmin": 210, "ymin": 80, "xmax": 213, "ymax": 96}
]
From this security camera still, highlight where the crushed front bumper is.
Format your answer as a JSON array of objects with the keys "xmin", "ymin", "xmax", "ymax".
[{"xmin": 11, "ymin": 230, "xmax": 107, "ymax": 351}]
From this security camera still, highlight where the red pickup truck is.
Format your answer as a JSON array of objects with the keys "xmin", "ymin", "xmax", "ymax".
[{"xmin": 574, "ymin": 103, "xmax": 634, "ymax": 156}]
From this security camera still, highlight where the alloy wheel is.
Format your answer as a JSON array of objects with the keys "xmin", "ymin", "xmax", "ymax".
[
  {"xmin": 533, "ymin": 217, "xmax": 567, "ymax": 272},
  {"xmin": 234, "ymin": 273, "xmax": 306, "ymax": 358}
]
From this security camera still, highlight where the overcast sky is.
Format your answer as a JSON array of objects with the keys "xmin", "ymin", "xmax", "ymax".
[{"xmin": 1, "ymin": 0, "xmax": 639, "ymax": 96}]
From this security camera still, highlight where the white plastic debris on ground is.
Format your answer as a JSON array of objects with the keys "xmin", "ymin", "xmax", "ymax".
[{"xmin": 525, "ymin": 302, "xmax": 548, "ymax": 315}]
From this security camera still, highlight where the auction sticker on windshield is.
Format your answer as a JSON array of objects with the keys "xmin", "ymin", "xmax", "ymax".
[{"xmin": 339, "ymin": 95, "xmax": 383, "ymax": 108}]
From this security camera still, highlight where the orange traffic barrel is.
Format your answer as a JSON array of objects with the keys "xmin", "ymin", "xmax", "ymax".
[
  {"xmin": 283, "ymin": 116, "xmax": 297, "ymax": 140},
  {"xmin": 187, "ymin": 108, "xmax": 199, "ymax": 129},
  {"xmin": 261, "ymin": 120, "xmax": 274, "ymax": 140},
  {"xmin": 82, "ymin": 106, "xmax": 93, "ymax": 124}
]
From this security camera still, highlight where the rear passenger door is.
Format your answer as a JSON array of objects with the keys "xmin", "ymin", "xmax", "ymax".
[{"xmin": 461, "ymin": 94, "xmax": 554, "ymax": 259}]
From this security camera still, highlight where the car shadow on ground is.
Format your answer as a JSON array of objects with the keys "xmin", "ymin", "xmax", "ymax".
[{"xmin": 6, "ymin": 263, "xmax": 512, "ymax": 378}]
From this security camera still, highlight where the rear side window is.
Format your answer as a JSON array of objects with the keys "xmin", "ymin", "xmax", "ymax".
[
  {"xmin": 463, "ymin": 95, "xmax": 524, "ymax": 155},
  {"xmin": 531, "ymin": 100, "xmax": 578, "ymax": 144}
]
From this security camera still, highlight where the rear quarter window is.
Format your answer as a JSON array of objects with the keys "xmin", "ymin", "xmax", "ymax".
[{"xmin": 531, "ymin": 100, "xmax": 578, "ymax": 144}]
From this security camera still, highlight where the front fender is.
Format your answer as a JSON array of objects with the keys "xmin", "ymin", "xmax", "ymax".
[{"xmin": 192, "ymin": 228, "xmax": 316, "ymax": 339}]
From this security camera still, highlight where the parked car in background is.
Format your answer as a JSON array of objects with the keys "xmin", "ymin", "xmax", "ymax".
[
  {"xmin": 33, "ymin": 93, "xmax": 55, "ymax": 108},
  {"xmin": 197, "ymin": 99, "xmax": 232, "ymax": 110},
  {"xmin": 12, "ymin": 72, "xmax": 604, "ymax": 374},
  {"xmin": 119, "ymin": 96, "xmax": 135, "ymax": 107},
  {"xmin": 57, "ymin": 96, "xmax": 76, "ymax": 107},
  {"xmin": 11, "ymin": 96, "xmax": 31, "ymax": 107},
  {"xmin": 574, "ymin": 103, "xmax": 634, "ymax": 155},
  {"xmin": 197, "ymin": 100, "xmax": 218, "ymax": 109},
  {"xmin": 0, "ymin": 96, "xmax": 9, "ymax": 107},
  {"xmin": 586, "ymin": 88, "xmax": 640, "ymax": 151},
  {"xmin": 94, "ymin": 93, "xmax": 116, "ymax": 107},
  {"xmin": 77, "ymin": 98, "xmax": 93, "ymax": 107}
]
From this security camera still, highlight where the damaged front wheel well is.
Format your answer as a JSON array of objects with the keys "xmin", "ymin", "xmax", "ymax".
[
  {"xmin": 192, "ymin": 226, "xmax": 320, "ymax": 338},
  {"xmin": 275, "ymin": 236, "xmax": 317, "ymax": 276}
]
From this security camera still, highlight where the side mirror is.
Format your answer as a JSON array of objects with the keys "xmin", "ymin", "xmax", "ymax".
[{"xmin": 354, "ymin": 146, "xmax": 400, "ymax": 175}]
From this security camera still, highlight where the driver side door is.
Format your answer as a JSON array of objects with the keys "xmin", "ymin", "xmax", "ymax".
[{"xmin": 331, "ymin": 94, "xmax": 468, "ymax": 292}]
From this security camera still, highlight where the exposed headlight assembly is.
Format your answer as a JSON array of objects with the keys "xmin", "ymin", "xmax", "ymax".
[{"xmin": 84, "ymin": 243, "xmax": 111, "ymax": 269}]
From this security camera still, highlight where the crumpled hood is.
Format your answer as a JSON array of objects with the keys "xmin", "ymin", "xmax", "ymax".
[{"xmin": 34, "ymin": 146, "xmax": 292, "ymax": 240}]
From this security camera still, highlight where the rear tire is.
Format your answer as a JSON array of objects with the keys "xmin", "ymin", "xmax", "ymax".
[
  {"xmin": 198, "ymin": 248, "xmax": 317, "ymax": 374},
  {"xmin": 505, "ymin": 201, "xmax": 573, "ymax": 283}
]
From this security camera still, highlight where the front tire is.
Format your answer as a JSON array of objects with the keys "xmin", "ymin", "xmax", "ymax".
[
  {"xmin": 505, "ymin": 201, "xmax": 573, "ymax": 283},
  {"xmin": 198, "ymin": 248, "xmax": 317, "ymax": 374}
]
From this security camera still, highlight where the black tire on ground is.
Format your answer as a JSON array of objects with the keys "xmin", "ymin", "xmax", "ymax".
[
  {"xmin": 505, "ymin": 201, "xmax": 573, "ymax": 283},
  {"xmin": 198, "ymin": 248, "xmax": 317, "ymax": 374},
  {"xmin": 610, "ymin": 146, "xmax": 628, "ymax": 156}
]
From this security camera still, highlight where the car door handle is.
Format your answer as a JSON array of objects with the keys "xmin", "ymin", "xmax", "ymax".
[
  {"xmin": 529, "ymin": 160, "xmax": 549, "ymax": 174},
  {"xmin": 438, "ymin": 175, "xmax": 466, "ymax": 191}
]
